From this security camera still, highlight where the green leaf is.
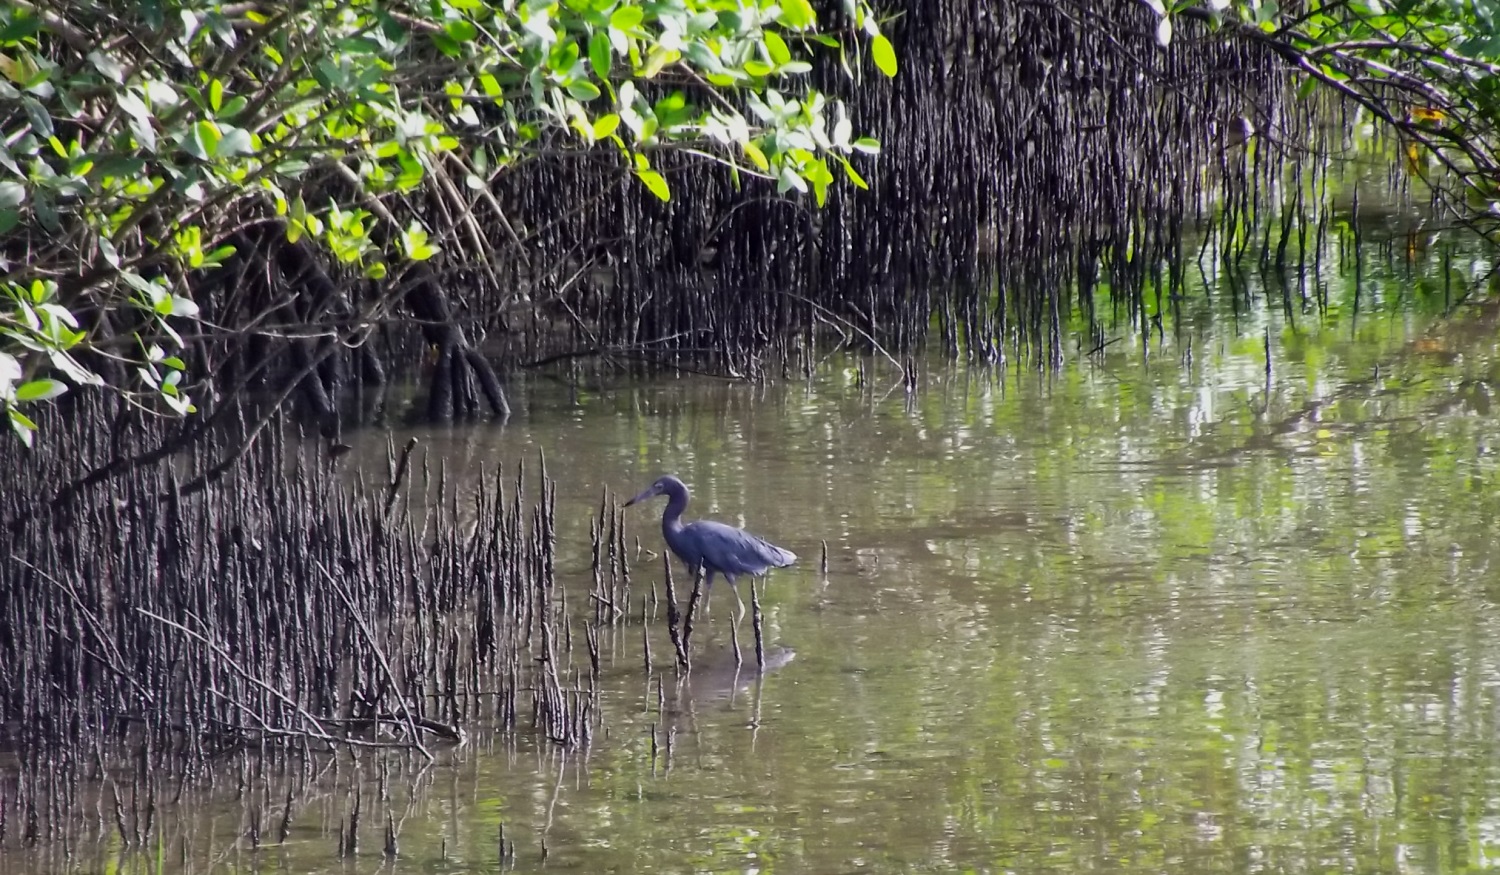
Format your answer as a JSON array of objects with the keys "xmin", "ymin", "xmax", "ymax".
[
  {"xmin": 203, "ymin": 244, "xmax": 236, "ymax": 265},
  {"xmin": 429, "ymin": 33, "xmax": 461, "ymax": 57},
  {"xmin": 445, "ymin": 19, "xmax": 479, "ymax": 42},
  {"xmin": 871, "ymin": 34, "xmax": 898, "ymax": 77},
  {"xmin": 567, "ymin": 80, "xmax": 601, "ymax": 101},
  {"xmin": 838, "ymin": 156, "xmax": 868, "ymax": 189},
  {"xmin": 15, "ymin": 379, "xmax": 66, "ymax": 402},
  {"xmin": 610, "ymin": 7, "xmax": 644, "ymax": 30},
  {"xmin": 21, "ymin": 95, "xmax": 53, "ymax": 138},
  {"xmin": 683, "ymin": 42, "xmax": 724, "ymax": 73},
  {"xmin": 637, "ymin": 169, "xmax": 671, "ymax": 201},
  {"xmin": 401, "ymin": 221, "xmax": 439, "ymax": 261},
  {"xmin": 0, "ymin": 181, "xmax": 24, "ymax": 208},
  {"xmin": 192, "ymin": 120, "xmax": 221, "ymax": 159},
  {"xmin": 641, "ymin": 46, "xmax": 673, "ymax": 78},
  {"xmin": 764, "ymin": 31, "xmax": 792, "ymax": 66},
  {"xmin": 743, "ymin": 141, "xmax": 769, "ymax": 171},
  {"xmin": 217, "ymin": 126, "xmax": 253, "ymax": 157},
  {"xmin": 0, "ymin": 15, "xmax": 42, "ymax": 43},
  {"xmin": 779, "ymin": 0, "xmax": 817, "ymax": 29},
  {"xmin": 9, "ymin": 408, "xmax": 36, "ymax": 447},
  {"xmin": 589, "ymin": 30, "xmax": 612, "ymax": 79},
  {"xmin": 592, "ymin": 113, "xmax": 621, "ymax": 139}
]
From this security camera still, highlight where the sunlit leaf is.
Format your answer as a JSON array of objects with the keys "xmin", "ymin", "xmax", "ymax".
[
  {"xmin": 838, "ymin": 156, "xmax": 868, "ymax": 189},
  {"xmin": 589, "ymin": 31, "xmax": 613, "ymax": 79},
  {"xmin": 9, "ymin": 408, "xmax": 36, "ymax": 447},
  {"xmin": 779, "ymin": 0, "xmax": 817, "ymax": 29},
  {"xmin": 871, "ymin": 34, "xmax": 898, "ymax": 77},
  {"xmin": 610, "ymin": 7, "xmax": 644, "ymax": 30},
  {"xmin": 15, "ymin": 379, "xmax": 66, "ymax": 402},
  {"xmin": 641, "ymin": 46, "xmax": 673, "ymax": 78},
  {"xmin": 637, "ymin": 169, "xmax": 671, "ymax": 201},
  {"xmin": 743, "ymin": 141, "xmax": 769, "ymax": 171},
  {"xmin": 765, "ymin": 31, "xmax": 792, "ymax": 66},
  {"xmin": 593, "ymin": 113, "xmax": 621, "ymax": 139},
  {"xmin": 192, "ymin": 120, "xmax": 220, "ymax": 159}
]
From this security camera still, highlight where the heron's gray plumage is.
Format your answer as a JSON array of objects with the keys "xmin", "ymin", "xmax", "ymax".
[{"xmin": 624, "ymin": 475, "xmax": 795, "ymax": 618}]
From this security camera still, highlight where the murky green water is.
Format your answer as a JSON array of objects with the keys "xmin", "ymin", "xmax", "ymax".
[{"xmin": 11, "ymin": 267, "xmax": 1500, "ymax": 873}]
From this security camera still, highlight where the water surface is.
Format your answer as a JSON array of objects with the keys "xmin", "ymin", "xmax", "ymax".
[{"xmin": 10, "ymin": 276, "xmax": 1500, "ymax": 875}]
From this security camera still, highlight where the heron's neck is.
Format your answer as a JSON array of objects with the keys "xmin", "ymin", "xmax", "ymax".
[{"xmin": 662, "ymin": 490, "xmax": 689, "ymax": 534}]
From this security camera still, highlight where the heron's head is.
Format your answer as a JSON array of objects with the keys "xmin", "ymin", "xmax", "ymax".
[{"xmin": 624, "ymin": 475, "xmax": 684, "ymax": 507}]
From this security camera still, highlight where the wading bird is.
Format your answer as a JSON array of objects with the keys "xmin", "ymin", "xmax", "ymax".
[{"xmin": 624, "ymin": 475, "xmax": 796, "ymax": 622}]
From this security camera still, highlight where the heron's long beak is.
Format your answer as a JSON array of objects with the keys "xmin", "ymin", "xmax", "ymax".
[{"xmin": 623, "ymin": 487, "xmax": 655, "ymax": 507}]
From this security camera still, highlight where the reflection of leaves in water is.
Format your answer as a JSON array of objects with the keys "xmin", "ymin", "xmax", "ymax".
[{"xmin": 46, "ymin": 251, "xmax": 1500, "ymax": 874}]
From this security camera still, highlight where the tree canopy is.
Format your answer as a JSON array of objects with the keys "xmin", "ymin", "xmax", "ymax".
[
  {"xmin": 0, "ymin": 0, "xmax": 895, "ymax": 445},
  {"xmin": 9, "ymin": 0, "xmax": 1500, "ymax": 449}
]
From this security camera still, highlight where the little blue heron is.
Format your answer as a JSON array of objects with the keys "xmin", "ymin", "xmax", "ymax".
[{"xmin": 624, "ymin": 475, "xmax": 796, "ymax": 622}]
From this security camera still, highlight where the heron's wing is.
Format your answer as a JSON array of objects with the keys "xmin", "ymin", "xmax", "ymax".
[{"xmin": 684, "ymin": 520, "xmax": 797, "ymax": 574}]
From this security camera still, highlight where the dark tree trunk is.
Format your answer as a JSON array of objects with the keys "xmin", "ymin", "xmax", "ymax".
[{"xmin": 404, "ymin": 267, "xmax": 510, "ymax": 422}]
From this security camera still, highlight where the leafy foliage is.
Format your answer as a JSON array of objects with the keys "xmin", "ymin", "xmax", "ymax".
[{"xmin": 0, "ymin": 0, "xmax": 894, "ymax": 444}]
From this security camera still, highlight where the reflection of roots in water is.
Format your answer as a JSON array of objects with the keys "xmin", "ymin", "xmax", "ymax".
[
  {"xmin": 653, "ymin": 647, "xmax": 796, "ymax": 758},
  {"xmin": 671, "ymin": 646, "xmax": 796, "ymax": 709}
]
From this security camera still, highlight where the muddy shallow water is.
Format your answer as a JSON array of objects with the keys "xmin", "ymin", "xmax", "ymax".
[{"xmin": 9, "ymin": 272, "xmax": 1500, "ymax": 874}]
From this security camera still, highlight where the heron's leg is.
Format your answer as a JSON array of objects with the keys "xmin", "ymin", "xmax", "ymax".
[{"xmin": 726, "ymin": 573, "xmax": 744, "ymax": 625}]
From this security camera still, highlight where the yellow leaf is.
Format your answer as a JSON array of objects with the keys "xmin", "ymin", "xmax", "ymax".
[
  {"xmin": 641, "ymin": 47, "xmax": 674, "ymax": 79},
  {"xmin": 742, "ymin": 141, "xmax": 769, "ymax": 171},
  {"xmin": 871, "ymin": 34, "xmax": 897, "ymax": 78},
  {"xmin": 637, "ymin": 169, "xmax": 670, "ymax": 201},
  {"xmin": 593, "ymin": 113, "xmax": 620, "ymax": 140}
]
